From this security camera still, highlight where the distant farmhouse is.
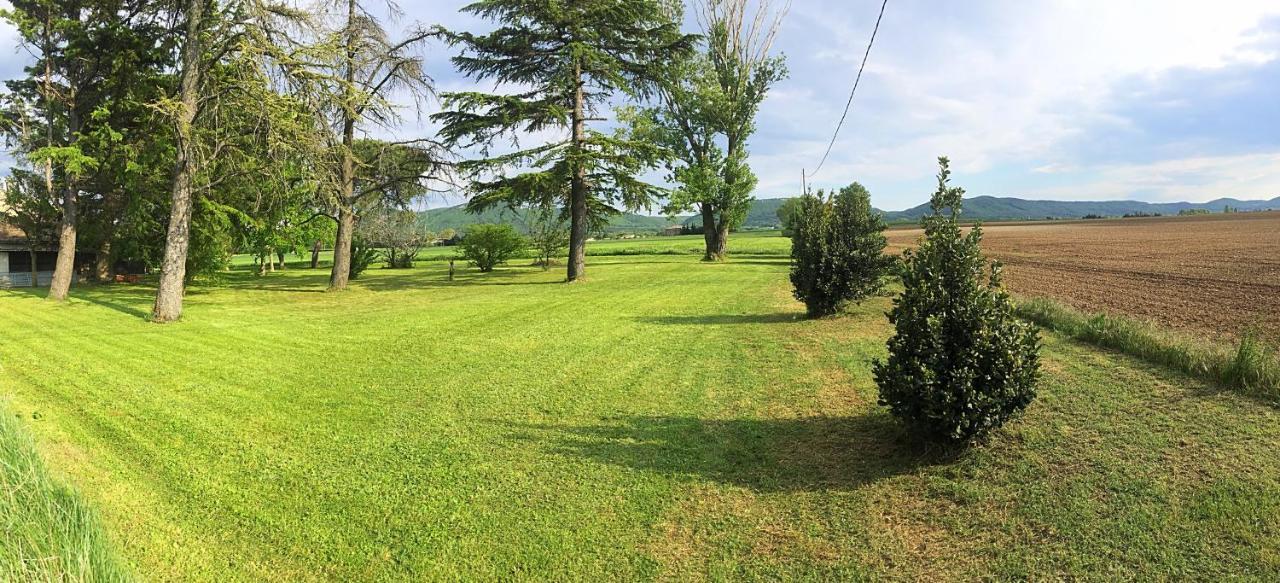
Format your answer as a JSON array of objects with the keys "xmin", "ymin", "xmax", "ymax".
[{"xmin": 0, "ymin": 185, "xmax": 61, "ymax": 288}]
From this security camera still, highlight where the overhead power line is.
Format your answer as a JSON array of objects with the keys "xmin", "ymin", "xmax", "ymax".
[{"xmin": 803, "ymin": 0, "xmax": 888, "ymax": 185}]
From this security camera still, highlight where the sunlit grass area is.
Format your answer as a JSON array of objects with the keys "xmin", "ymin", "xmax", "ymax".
[
  {"xmin": 364, "ymin": 230, "xmax": 790, "ymax": 263},
  {"xmin": 1, "ymin": 254, "xmax": 1278, "ymax": 580}
]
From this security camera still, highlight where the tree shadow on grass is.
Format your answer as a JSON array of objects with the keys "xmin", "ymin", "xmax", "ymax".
[
  {"xmin": 6, "ymin": 284, "xmax": 157, "ymax": 319},
  {"xmin": 499, "ymin": 413, "xmax": 961, "ymax": 493},
  {"xmin": 355, "ymin": 268, "xmax": 563, "ymax": 292},
  {"xmin": 637, "ymin": 312, "xmax": 804, "ymax": 325},
  {"xmin": 217, "ymin": 271, "xmax": 330, "ymax": 293},
  {"xmin": 76, "ymin": 292, "xmax": 153, "ymax": 319}
]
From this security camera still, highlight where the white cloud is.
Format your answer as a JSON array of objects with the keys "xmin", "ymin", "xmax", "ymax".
[
  {"xmin": 1, "ymin": 0, "xmax": 1277, "ymax": 207},
  {"xmin": 766, "ymin": 0, "xmax": 1280, "ymax": 203},
  {"xmin": 1021, "ymin": 151, "xmax": 1280, "ymax": 201}
]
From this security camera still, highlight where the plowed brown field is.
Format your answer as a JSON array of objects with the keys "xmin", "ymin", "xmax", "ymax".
[{"xmin": 885, "ymin": 211, "xmax": 1280, "ymax": 342}]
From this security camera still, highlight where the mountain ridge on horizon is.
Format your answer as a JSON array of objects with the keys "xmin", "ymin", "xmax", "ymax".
[{"xmin": 418, "ymin": 194, "xmax": 1280, "ymax": 233}]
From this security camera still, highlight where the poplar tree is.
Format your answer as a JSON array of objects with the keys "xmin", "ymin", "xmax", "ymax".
[
  {"xmin": 434, "ymin": 0, "xmax": 695, "ymax": 282},
  {"xmin": 627, "ymin": 0, "xmax": 787, "ymax": 261}
]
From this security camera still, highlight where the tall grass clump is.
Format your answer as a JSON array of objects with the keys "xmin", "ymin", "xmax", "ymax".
[
  {"xmin": 1015, "ymin": 298, "xmax": 1280, "ymax": 401},
  {"xmin": 0, "ymin": 409, "xmax": 128, "ymax": 582}
]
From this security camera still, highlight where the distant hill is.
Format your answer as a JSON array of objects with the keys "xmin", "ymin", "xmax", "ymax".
[
  {"xmin": 733, "ymin": 195, "xmax": 1280, "ymax": 227},
  {"xmin": 421, "ymin": 195, "xmax": 1280, "ymax": 234},
  {"xmin": 680, "ymin": 197, "xmax": 790, "ymax": 230},
  {"xmin": 880, "ymin": 195, "xmax": 1280, "ymax": 222},
  {"xmin": 417, "ymin": 205, "xmax": 676, "ymax": 235}
]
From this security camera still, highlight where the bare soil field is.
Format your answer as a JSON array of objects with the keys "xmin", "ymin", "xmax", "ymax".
[{"xmin": 885, "ymin": 211, "xmax": 1280, "ymax": 342}]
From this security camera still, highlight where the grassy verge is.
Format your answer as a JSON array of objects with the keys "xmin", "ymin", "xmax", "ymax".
[
  {"xmin": 2, "ymin": 256, "xmax": 1278, "ymax": 578},
  {"xmin": 0, "ymin": 406, "xmax": 128, "ymax": 582},
  {"xmin": 1016, "ymin": 297, "xmax": 1280, "ymax": 403}
]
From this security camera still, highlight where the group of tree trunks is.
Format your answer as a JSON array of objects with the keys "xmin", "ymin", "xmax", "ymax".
[{"xmin": 2, "ymin": 0, "xmax": 785, "ymax": 318}]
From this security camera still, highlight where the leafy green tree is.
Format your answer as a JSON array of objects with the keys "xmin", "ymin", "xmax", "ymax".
[
  {"xmin": 776, "ymin": 197, "xmax": 799, "ymax": 236},
  {"xmin": 75, "ymin": 8, "xmax": 171, "ymax": 282},
  {"xmin": 626, "ymin": 0, "xmax": 787, "ymax": 261},
  {"xmin": 459, "ymin": 223, "xmax": 525, "ymax": 273},
  {"xmin": 527, "ymin": 205, "xmax": 570, "ymax": 270},
  {"xmin": 874, "ymin": 158, "xmax": 1042, "ymax": 444},
  {"xmin": 789, "ymin": 182, "xmax": 891, "ymax": 317},
  {"xmin": 434, "ymin": 0, "xmax": 694, "ymax": 282},
  {"xmin": 1, "ymin": 0, "xmax": 163, "ymax": 300},
  {"xmin": 281, "ymin": 0, "xmax": 445, "ymax": 292}
]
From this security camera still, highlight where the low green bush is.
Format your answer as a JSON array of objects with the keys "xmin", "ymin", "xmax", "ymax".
[
  {"xmin": 789, "ymin": 182, "xmax": 893, "ymax": 317},
  {"xmin": 460, "ymin": 224, "xmax": 527, "ymax": 272},
  {"xmin": 348, "ymin": 239, "xmax": 380, "ymax": 280}
]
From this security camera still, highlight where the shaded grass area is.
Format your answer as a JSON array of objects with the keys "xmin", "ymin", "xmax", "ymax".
[
  {"xmin": 1017, "ymin": 297, "xmax": 1280, "ymax": 404},
  {"xmin": 0, "ymin": 255, "xmax": 1278, "ymax": 579},
  {"xmin": 236, "ymin": 230, "xmax": 794, "ymax": 270},
  {"xmin": 0, "ymin": 405, "xmax": 129, "ymax": 581}
]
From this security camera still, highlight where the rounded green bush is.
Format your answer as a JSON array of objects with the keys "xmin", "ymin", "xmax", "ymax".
[{"xmin": 874, "ymin": 157, "xmax": 1041, "ymax": 444}]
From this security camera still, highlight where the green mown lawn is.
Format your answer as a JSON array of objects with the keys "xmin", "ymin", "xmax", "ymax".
[{"xmin": 1, "ymin": 253, "xmax": 1277, "ymax": 580}]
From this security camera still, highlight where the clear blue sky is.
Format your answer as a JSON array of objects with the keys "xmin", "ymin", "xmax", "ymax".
[{"xmin": 1, "ymin": 0, "xmax": 1278, "ymax": 211}]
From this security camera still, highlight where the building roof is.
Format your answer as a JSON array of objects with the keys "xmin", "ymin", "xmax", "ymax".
[{"xmin": 0, "ymin": 218, "xmax": 28, "ymax": 242}]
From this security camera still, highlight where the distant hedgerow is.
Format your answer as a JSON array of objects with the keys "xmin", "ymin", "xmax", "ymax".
[
  {"xmin": 874, "ymin": 157, "xmax": 1041, "ymax": 444},
  {"xmin": 789, "ymin": 182, "xmax": 893, "ymax": 317}
]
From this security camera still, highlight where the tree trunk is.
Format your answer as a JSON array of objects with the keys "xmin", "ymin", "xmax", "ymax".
[
  {"xmin": 152, "ymin": 0, "xmax": 204, "ymax": 323},
  {"xmin": 712, "ymin": 222, "xmax": 730, "ymax": 260},
  {"xmin": 566, "ymin": 61, "xmax": 587, "ymax": 282},
  {"xmin": 94, "ymin": 238, "xmax": 113, "ymax": 282},
  {"xmin": 276, "ymin": 250, "xmax": 286, "ymax": 270},
  {"xmin": 310, "ymin": 240, "xmax": 321, "ymax": 268},
  {"xmin": 94, "ymin": 190, "xmax": 124, "ymax": 282},
  {"xmin": 47, "ymin": 183, "xmax": 78, "ymax": 299},
  {"xmin": 29, "ymin": 246, "xmax": 39, "ymax": 288},
  {"xmin": 329, "ymin": 0, "xmax": 359, "ymax": 291},
  {"xmin": 700, "ymin": 202, "xmax": 720, "ymax": 261},
  {"xmin": 329, "ymin": 206, "xmax": 355, "ymax": 289}
]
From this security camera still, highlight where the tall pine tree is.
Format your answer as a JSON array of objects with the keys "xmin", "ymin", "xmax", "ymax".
[
  {"xmin": 434, "ymin": 0, "xmax": 694, "ymax": 281},
  {"xmin": 1, "ymin": 0, "xmax": 161, "ymax": 300}
]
